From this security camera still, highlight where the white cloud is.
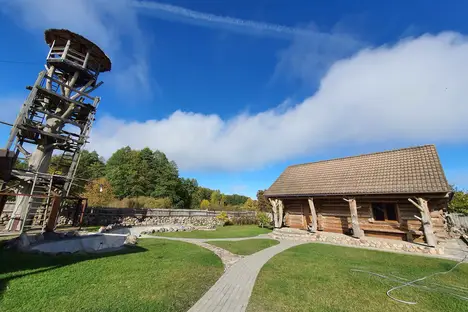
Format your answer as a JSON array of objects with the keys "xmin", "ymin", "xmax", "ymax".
[
  {"xmin": 89, "ymin": 32, "xmax": 468, "ymax": 171},
  {"xmin": 1, "ymin": 0, "xmax": 152, "ymax": 97}
]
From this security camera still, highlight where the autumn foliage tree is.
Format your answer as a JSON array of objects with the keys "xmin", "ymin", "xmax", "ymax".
[
  {"xmin": 82, "ymin": 177, "xmax": 115, "ymax": 207},
  {"xmin": 243, "ymin": 198, "xmax": 258, "ymax": 211},
  {"xmin": 200, "ymin": 199, "xmax": 210, "ymax": 209}
]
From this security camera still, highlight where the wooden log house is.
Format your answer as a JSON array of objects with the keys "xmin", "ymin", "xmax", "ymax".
[{"xmin": 264, "ymin": 145, "xmax": 452, "ymax": 245}]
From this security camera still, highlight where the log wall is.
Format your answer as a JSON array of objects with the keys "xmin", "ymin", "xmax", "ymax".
[{"xmin": 282, "ymin": 195, "xmax": 448, "ymax": 242}]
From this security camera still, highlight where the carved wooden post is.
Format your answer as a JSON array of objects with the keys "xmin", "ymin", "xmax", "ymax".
[
  {"xmin": 409, "ymin": 197, "xmax": 437, "ymax": 247},
  {"xmin": 308, "ymin": 197, "xmax": 317, "ymax": 232},
  {"xmin": 344, "ymin": 198, "xmax": 364, "ymax": 238},
  {"xmin": 278, "ymin": 199, "xmax": 284, "ymax": 228},
  {"xmin": 269, "ymin": 198, "xmax": 279, "ymax": 228},
  {"xmin": 269, "ymin": 198, "xmax": 284, "ymax": 228}
]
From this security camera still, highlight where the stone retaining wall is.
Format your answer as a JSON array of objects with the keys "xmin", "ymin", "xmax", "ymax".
[
  {"xmin": 1, "ymin": 204, "xmax": 256, "ymax": 230},
  {"xmin": 270, "ymin": 228, "xmax": 446, "ymax": 255}
]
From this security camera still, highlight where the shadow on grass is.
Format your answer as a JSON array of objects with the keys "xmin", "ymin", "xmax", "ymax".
[{"xmin": 0, "ymin": 244, "xmax": 147, "ymax": 296}]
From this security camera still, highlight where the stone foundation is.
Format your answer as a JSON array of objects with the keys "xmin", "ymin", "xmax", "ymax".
[{"xmin": 270, "ymin": 228, "xmax": 445, "ymax": 256}]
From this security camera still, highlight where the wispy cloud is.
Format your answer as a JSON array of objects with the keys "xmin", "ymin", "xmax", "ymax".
[{"xmin": 132, "ymin": 0, "xmax": 312, "ymax": 39}]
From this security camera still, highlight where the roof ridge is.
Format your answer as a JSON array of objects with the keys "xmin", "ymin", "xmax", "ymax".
[{"xmin": 287, "ymin": 144, "xmax": 436, "ymax": 169}]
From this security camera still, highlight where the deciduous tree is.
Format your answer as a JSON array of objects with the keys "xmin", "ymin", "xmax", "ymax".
[
  {"xmin": 243, "ymin": 198, "xmax": 258, "ymax": 211},
  {"xmin": 257, "ymin": 190, "xmax": 272, "ymax": 212},
  {"xmin": 200, "ymin": 199, "xmax": 210, "ymax": 209},
  {"xmin": 449, "ymin": 185, "xmax": 468, "ymax": 214},
  {"xmin": 210, "ymin": 190, "xmax": 222, "ymax": 206},
  {"xmin": 82, "ymin": 177, "xmax": 115, "ymax": 207}
]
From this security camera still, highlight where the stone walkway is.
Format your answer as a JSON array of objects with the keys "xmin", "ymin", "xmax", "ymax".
[{"xmin": 145, "ymin": 235, "xmax": 304, "ymax": 311}]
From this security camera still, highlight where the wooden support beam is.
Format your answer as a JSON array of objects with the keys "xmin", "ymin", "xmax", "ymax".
[
  {"xmin": 408, "ymin": 197, "xmax": 437, "ymax": 247},
  {"xmin": 45, "ymin": 196, "xmax": 61, "ymax": 232},
  {"xmin": 308, "ymin": 197, "xmax": 317, "ymax": 233},
  {"xmin": 83, "ymin": 51, "xmax": 90, "ymax": 69},
  {"xmin": 343, "ymin": 198, "xmax": 364, "ymax": 238},
  {"xmin": 62, "ymin": 40, "xmax": 71, "ymax": 60}
]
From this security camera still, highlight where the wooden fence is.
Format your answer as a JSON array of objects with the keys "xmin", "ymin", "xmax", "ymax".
[
  {"xmin": 83, "ymin": 207, "xmax": 257, "ymax": 218},
  {"xmin": 446, "ymin": 213, "xmax": 468, "ymax": 230}
]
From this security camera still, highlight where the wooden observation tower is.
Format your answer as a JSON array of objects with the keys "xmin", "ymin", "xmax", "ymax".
[{"xmin": 0, "ymin": 29, "xmax": 111, "ymax": 233}]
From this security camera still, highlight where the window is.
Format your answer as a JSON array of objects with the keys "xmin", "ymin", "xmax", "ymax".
[{"xmin": 371, "ymin": 203, "xmax": 398, "ymax": 221}]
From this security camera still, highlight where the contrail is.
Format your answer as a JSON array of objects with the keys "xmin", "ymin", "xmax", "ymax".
[{"xmin": 132, "ymin": 0, "xmax": 312, "ymax": 38}]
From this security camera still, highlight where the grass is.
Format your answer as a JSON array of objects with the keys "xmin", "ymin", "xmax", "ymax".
[
  {"xmin": 248, "ymin": 243, "xmax": 468, "ymax": 312},
  {"xmin": 154, "ymin": 225, "xmax": 271, "ymax": 239},
  {"xmin": 208, "ymin": 239, "xmax": 279, "ymax": 255},
  {"xmin": 79, "ymin": 225, "xmax": 102, "ymax": 232},
  {"xmin": 0, "ymin": 238, "xmax": 223, "ymax": 312}
]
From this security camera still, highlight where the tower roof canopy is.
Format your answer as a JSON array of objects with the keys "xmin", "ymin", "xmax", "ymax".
[{"xmin": 45, "ymin": 29, "xmax": 111, "ymax": 72}]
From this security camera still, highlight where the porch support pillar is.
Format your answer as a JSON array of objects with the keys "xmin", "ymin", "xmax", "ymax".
[
  {"xmin": 269, "ymin": 198, "xmax": 284, "ymax": 228},
  {"xmin": 307, "ymin": 197, "xmax": 317, "ymax": 233},
  {"xmin": 409, "ymin": 197, "xmax": 437, "ymax": 247},
  {"xmin": 343, "ymin": 198, "xmax": 364, "ymax": 238}
]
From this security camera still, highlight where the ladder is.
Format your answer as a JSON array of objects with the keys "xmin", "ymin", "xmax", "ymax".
[{"xmin": 20, "ymin": 173, "xmax": 54, "ymax": 233}]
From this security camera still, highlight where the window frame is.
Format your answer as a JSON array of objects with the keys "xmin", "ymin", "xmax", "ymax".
[{"xmin": 369, "ymin": 202, "xmax": 400, "ymax": 223}]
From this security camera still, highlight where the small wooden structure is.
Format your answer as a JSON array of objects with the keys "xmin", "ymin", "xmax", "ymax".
[{"xmin": 264, "ymin": 145, "xmax": 452, "ymax": 246}]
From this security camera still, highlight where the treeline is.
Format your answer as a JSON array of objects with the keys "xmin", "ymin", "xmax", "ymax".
[
  {"xmin": 60, "ymin": 147, "xmax": 253, "ymax": 210},
  {"xmin": 449, "ymin": 185, "xmax": 468, "ymax": 214}
]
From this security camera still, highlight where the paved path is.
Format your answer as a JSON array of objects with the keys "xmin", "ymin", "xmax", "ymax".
[
  {"xmin": 188, "ymin": 239, "xmax": 303, "ymax": 312},
  {"xmin": 144, "ymin": 235, "xmax": 304, "ymax": 312},
  {"xmin": 142, "ymin": 234, "xmax": 274, "ymax": 269}
]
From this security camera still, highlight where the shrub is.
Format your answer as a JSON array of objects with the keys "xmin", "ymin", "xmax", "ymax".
[
  {"xmin": 106, "ymin": 196, "xmax": 172, "ymax": 208},
  {"xmin": 142, "ymin": 197, "xmax": 172, "ymax": 208},
  {"xmin": 231, "ymin": 215, "xmax": 257, "ymax": 225},
  {"xmin": 216, "ymin": 211, "xmax": 231, "ymax": 226},
  {"xmin": 257, "ymin": 212, "xmax": 271, "ymax": 228}
]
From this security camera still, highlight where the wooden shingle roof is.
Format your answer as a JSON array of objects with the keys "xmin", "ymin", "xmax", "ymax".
[{"xmin": 265, "ymin": 145, "xmax": 450, "ymax": 197}]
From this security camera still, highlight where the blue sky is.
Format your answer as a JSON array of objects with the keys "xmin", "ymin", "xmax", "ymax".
[{"xmin": 1, "ymin": 0, "xmax": 468, "ymax": 198}]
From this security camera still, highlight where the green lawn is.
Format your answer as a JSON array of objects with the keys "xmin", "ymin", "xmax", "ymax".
[
  {"xmin": 79, "ymin": 225, "xmax": 102, "ymax": 232},
  {"xmin": 248, "ymin": 243, "xmax": 468, "ymax": 312},
  {"xmin": 154, "ymin": 225, "xmax": 271, "ymax": 239},
  {"xmin": 208, "ymin": 239, "xmax": 279, "ymax": 255},
  {"xmin": 1, "ymin": 238, "xmax": 223, "ymax": 312}
]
